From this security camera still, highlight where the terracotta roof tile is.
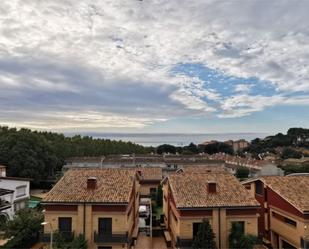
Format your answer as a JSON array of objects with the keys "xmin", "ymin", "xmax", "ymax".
[
  {"xmin": 43, "ymin": 168, "xmax": 136, "ymax": 203},
  {"xmin": 137, "ymin": 167, "xmax": 162, "ymax": 181},
  {"xmin": 168, "ymin": 172, "xmax": 259, "ymax": 208},
  {"xmin": 182, "ymin": 165, "xmax": 227, "ymax": 173},
  {"xmin": 260, "ymin": 176, "xmax": 309, "ymax": 212}
]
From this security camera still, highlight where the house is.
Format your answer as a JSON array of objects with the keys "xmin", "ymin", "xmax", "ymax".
[
  {"xmin": 136, "ymin": 167, "xmax": 162, "ymax": 198},
  {"xmin": 242, "ymin": 175, "xmax": 309, "ymax": 249},
  {"xmin": 0, "ymin": 188, "xmax": 14, "ymax": 220},
  {"xmin": 224, "ymin": 139, "xmax": 250, "ymax": 152},
  {"xmin": 162, "ymin": 171, "xmax": 260, "ymax": 249},
  {"xmin": 0, "ymin": 165, "xmax": 31, "ymax": 219},
  {"xmin": 41, "ymin": 168, "xmax": 139, "ymax": 249}
]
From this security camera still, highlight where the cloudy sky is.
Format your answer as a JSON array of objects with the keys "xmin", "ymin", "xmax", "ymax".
[{"xmin": 0, "ymin": 0, "xmax": 308, "ymax": 134}]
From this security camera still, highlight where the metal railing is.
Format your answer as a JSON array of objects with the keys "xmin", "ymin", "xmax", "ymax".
[
  {"xmin": 93, "ymin": 232, "xmax": 128, "ymax": 243},
  {"xmin": 176, "ymin": 237, "xmax": 193, "ymax": 248},
  {"xmin": 39, "ymin": 231, "xmax": 74, "ymax": 243}
]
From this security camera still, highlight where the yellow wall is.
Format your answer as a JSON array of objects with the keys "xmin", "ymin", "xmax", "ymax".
[
  {"xmin": 139, "ymin": 183, "xmax": 158, "ymax": 196},
  {"xmin": 269, "ymin": 206, "xmax": 308, "ymax": 249}
]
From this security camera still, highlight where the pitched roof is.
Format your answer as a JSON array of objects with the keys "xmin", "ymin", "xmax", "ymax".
[
  {"xmin": 182, "ymin": 165, "xmax": 227, "ymax": 173},
  {"xmin": 137, "ymin": 167, "xmax": 162, "ymax": 181},
  {"xmin": 260, "ymin": 176, "xmax": 309, "ymax": 212},
  {"xmin": 43, "ymin": 168, "xmax": 136, "ymax": 203},
  {"xmin": 168, "ymin": 172, "xmax": 259, "ymax": 208}
]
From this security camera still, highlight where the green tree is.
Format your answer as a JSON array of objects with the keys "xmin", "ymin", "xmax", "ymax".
[
  {"xmin": 156, "ymin": 185, "xmax": 163, "ymax": 207},
  {"xmin": 229, "ymin": 222, "xmax": 258, "ymax": 249},
  {"xmin": 156, "ymin": 144, "xmax": 177, "ymax": 154},
  {"xmin": 192, "ymin": 219, "xmax": 217, "ymax": 249},
  {"xmin": 0, "ymin": 209, "xmax": 43, "ymax": 248},
  {"xmin": 281, "ymin": 147, "xmax": 303, "ymax": 159},
  {"xmin": 235, "ymin": 166, "xmax": 250, "ymax": 179},
  {"xmin": 69, "ymin": 234, "xmax": 87, "ymax": 249}
]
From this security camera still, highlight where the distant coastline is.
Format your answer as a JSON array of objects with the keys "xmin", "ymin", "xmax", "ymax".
[{"xmin": 65, "ymin": 132, "xmax": 269, "ymax": 147}]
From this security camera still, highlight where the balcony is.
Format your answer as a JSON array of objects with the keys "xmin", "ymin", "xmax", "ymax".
[
  {"xmin": 39, "ymin": 231, "xmax": 74, "ymax": 243},
  {"xmin": 94, "ymin": 232, "xmax": 128, "ymax": 244},
  {"xmin": 176, "ymin": 237, "xmax": 193, "ymax": 248}
]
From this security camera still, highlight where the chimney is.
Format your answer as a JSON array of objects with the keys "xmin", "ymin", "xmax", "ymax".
[
  {"xmin": 87, "ymin": 177, "xmax": 97, "ymax": 190},
  {"xmin": 208, "ymin": 181, "xmax": 217, "ymax": 193}
]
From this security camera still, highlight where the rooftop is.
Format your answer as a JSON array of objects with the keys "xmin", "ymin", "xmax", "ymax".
[
  {"xmin": 260, "ymin": 175, "xmax": 309, "ymax": 213},
  {"xmin": 136, "ymin": 167, "xmax": 162, "ymax": 181},
  {"xmin": 43, "ymin": 168, "xmax": 136, "ymax": 203},
  {"xmin": 182, "ymin": 165, "xmax": 226, "ymax": 173},
  {"xmin": 168, "ymin": 172, "xmax": 259, "ymax": 209}
]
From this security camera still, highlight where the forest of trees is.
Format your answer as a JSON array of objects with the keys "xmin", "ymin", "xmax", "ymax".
[
  {"xmin": 245, "ymin": 128, "xmax": 309, "ymax": 158},
  {"xmin": 0, "ymin": 127, "xmax": 150, "ymax": 183}
]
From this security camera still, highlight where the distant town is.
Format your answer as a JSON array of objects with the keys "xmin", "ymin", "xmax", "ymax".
[{"xmin": 0, "ymin": 127, "xmax": 308, "ymax": 249}]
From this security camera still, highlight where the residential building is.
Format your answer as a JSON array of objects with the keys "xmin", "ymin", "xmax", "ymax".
[
  {"xmin": 242, "ymin": 176, "xmax": 309, "ymax": 249},
  {"xmin": 224, "ymin": 139, "xmax": 250, "ymax": 152},
  {"xmin": 162, "ymin": 171, "xmax": 260, "ymax": 249},
  {"xmin": 0, "ymin": 165, "xmax": 31, "ymax": 219},
  {"xmin": 136, "ymin": 167, "xmax": 162, "ymax": 198},
  {"xmin": 41, "ymin": 168, "xmax": 140, "ymax": 249},
  {"xmin": 0, "ymin": 188, "xmax": 14, "ymax": 220}
]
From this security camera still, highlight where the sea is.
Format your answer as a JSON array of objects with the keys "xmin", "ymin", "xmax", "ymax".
[{"xmin": 75, "ymin": 133, "xmax": 269, "ymax": 147}]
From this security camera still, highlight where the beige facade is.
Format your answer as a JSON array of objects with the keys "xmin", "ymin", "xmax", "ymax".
[
  {"xmin": 42, "ymin": 169, "xmax": 140, "ymax": 249},
  {"xmin": 162, "ymin": 181, "xmax": 258, "ymax": 249}
]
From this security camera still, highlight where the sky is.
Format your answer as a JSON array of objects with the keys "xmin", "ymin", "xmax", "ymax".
[{"xmin": 0, "ymin": 0, "xmax": 308, "ymax": 134}]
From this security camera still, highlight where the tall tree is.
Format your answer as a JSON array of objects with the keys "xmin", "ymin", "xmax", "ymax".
[
  {"xmin": 1, "ymin": 209, "xmax": 43, "ymax": 248},
  {"xmin": 192, "ymin": 219, "xmax": 217, "ymax": 249}
]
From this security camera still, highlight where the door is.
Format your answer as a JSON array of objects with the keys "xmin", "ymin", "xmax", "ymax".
[{"xmin": 98, "ymin": 218, "xmax": 112, "ymax": 235}]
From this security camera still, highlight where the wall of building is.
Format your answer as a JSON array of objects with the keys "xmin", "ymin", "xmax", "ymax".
[{"xmin": 139, "ymin": 183, "xmax": 158, "ymax": 197}]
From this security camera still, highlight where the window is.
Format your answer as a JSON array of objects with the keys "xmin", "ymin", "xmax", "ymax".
[
  {"xmin": 255, "ymin": 181, "xmax": 263, "ymax": 195},
  {"xmin": 272, "ymin": 212, "xmax": 297, "ymax": 227},
  {"xmin": 16, "ymin": 186, "xmax": 26, "ymax": 198},
  {"xmin": 284, "ymin": 217, "xmax": 297, "ymax": 227},
  {"xmin": 58, "ymin": 217, "xmax": 72, "ymax": 232},
  {"xmin": 150, "ymin": 188, "xmax": 157, "ymax": 194},
  {"xmin": 231, "ymin": 221, "xmax": 245, "ymax": 235},
  {"xmin": 98, "ymin": 218, "xmax": 112, "ymax": 235},
  {"xmin": 282, "ymin": 240, "xmax": 297, "ymax": 249},
  {"xmin": 301, "ymin": 237, "xmax": 309, "ymax": 249}
]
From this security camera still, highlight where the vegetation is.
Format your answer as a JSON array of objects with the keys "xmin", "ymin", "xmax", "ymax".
[
  {"xmin": 246, "ymin": 128, "xmax": 309, "ymax": 158},
  {"xmin": 53, "ymin": 233, "xmax": 87, "ymax": 249},
  {"xmin": 281, "ymin": 147, "xmax": 303, "ymax": 159},
  {"xmin": 200, "ymin": 142, "xmax": 234, "ymax": 155},
  {"xmin": 0, "ymin": 126, "xmax": 150, "ymax": 183},
  {"xmin": 192, "ymin": 219, "xmax": 217, "ymax": 249},
  {"xmin": 229, "ymin": 222, "xmax": 258, "ymax": 249},
  {"xmin": 235, "ymin": 166, "xmax": 250, "ymax": 179},
  {"xmin": 0, "ymin": 209, "xmax": 43, "ymax": 249},
  {"xmin": 280, "ymin": 164, "xmax": 309, "ymax": 175},
  {"xmin": 156, "ymin": 185, "xmax": 163, "ymax": 207}
]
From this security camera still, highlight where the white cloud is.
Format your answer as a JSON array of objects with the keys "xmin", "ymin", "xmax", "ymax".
[{"xmin": 0, "ymin": 0, "xmax": 309, "ymax": 129}]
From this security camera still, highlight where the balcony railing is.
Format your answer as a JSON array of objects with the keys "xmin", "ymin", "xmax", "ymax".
[
  {"xmin": 176, "ymin": 237, "xmax": 193, "ymax": 248},
  {"xmin": 94, "ymin": 232, "xmax": 128, "ymax": 243},
  {"xmin": 39, "ymin": 231, "xmax": 74, "ymax": 243}
]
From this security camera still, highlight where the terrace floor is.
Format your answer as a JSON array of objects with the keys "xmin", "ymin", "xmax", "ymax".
[{"xmin": 135, "ymin": 234, "xmax": 167, "ymax": 249}]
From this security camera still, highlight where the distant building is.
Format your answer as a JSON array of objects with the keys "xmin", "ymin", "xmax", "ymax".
[
  {"xmin": 258, "ymin": 163, "xmax": 284, "ymax": 177},
  {"xmin": 162, "ymin": 170, "xmax": 259, "ymax": 249},
  {"xmin": 0, "ymin": 165, "xmax": 31, "ymax": 219},
  {"xmin": 41, "ymin": 168, "xmax": 139, "ymax": 249},
  {"xmin": 242, "ymin": 176, "xmax": 309, "ymax": 249},
  {"xmin": 224, "ymin": 139, "xmax": 250, "ymax": 152}
]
